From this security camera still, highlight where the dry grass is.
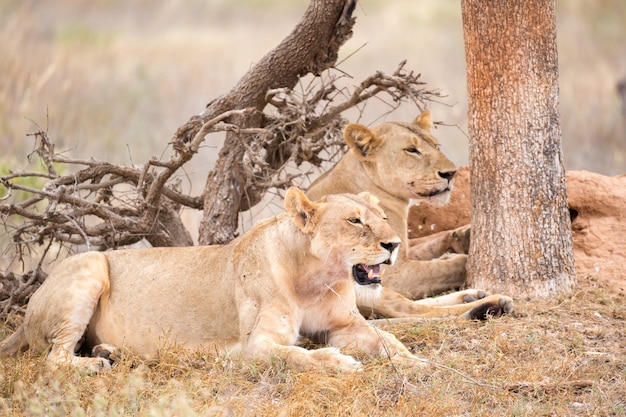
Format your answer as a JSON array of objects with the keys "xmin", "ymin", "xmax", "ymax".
[{"xmin": 1, "ymin": 274, "xmax": 624, "ymax": 416}]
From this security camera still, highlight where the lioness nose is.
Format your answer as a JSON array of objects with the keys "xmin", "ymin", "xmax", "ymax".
[
  {"xmin": 438, "ymin": 170, "xmax": 456, "ymax": 181},
  {"xmin": 380, "ymin": 241, "xmax": 399, "ymax": 254}
]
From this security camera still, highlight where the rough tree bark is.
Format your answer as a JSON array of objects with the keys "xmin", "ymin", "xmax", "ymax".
[
  {"xmin": 170, "ymin": 0, "xmax": 357, "ymax": 245},
  {"xmin": 461, "ymin": 0, "xmax": 577, "ymax": 298}
]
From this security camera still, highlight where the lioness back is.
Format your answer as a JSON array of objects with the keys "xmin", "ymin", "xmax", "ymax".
[
  {"xmin": 19, "ymin": 246, "xmax": 240, "ymax": 360},
  {"xmin": 84, "ymin": 246, "xmax": 239, "ymax": 356}
]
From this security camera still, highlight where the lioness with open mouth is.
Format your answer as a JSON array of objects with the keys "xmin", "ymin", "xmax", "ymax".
[{"xmin": 1, "ymin": 188, "xmax": 428, "ymax": 373}]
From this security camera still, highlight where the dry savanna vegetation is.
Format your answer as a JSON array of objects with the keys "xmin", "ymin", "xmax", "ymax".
[
  {"xmin": 0, "ymin": 275, "xmax": 624, "ymax": 416},
  {"xmin": 1, "ymin": 0, "xmax": 625, "ymax": 416}
]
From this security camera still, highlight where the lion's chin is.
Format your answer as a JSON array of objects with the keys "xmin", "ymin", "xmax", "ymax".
[
  {"xmin": 353, "ymin": 282, "xmax": 383, "ymax": 307},
  {"xmin": 416, "ymin": 188, "xmax": 451, "ymax": 206}
]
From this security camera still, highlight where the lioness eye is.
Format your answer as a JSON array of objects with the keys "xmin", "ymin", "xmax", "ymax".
[
  {"xmin": 406, "ymin": 147, "xmax": 422, "ymax": 155},
  {"xmin": 347, "ymin": 217, "xmax": 362, "ymax": 225}
]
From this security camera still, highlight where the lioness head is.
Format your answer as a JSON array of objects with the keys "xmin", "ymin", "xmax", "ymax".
[
  {"xmin": 284, "ymin": 187, "xmax": 400, "ymax": 286},
  {"xmin": 344, "ymin": 110, "xmax": 456, "ymax": 205}
]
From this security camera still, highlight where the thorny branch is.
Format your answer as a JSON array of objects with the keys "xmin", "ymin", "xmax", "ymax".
[
  {"xmin": 0, "ymin": 63, "xmax": 442, "ymax": 316},
  {"xmin": 237, "ymin": 60, "xmax": 439, "ymax": 208}
]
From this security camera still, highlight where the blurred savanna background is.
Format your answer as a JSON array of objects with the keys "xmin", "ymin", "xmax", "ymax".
[
  {"xmin": 1, "ymin": 2, "xmax": 625, "ymax": 416},
  {"xmin": 1, "ymin": 0, "xmax": 624, "ymax": 233}
]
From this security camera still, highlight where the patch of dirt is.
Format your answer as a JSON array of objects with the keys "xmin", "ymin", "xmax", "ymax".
[{"xmin": 408, "ymin": 166, "xmax": 626, "ymax": 293}]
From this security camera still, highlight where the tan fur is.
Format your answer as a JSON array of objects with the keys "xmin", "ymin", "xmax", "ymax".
[
  {"xmin": 307, "ymin": 111, "xmax": 513, "ymax": 318},
  {"xmin": 408, "ymin": 225, "xmax": 471, "ymax": 260},
  {"xmin": 0, "ymin": 188, "xmax": 426, "ymax": 373}
]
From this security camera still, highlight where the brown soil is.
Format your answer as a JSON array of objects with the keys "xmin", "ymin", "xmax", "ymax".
[{"xmin": 408, "ymin": 166, "xmax": 626, "ymax": 293}]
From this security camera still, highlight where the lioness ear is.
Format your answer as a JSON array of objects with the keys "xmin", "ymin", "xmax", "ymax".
[
  {"xmin": 412, "ymin": 110, "xmax": 433, "ymax": 132},
  {"xmin": 284, "ymin": 187, "xmax": 319, "ymax": 233},
  {"xmin": 357, "ymin": 191, "xmax": 380, "ymax": 207},
  {"xmin": 344, "ymin": 123, "xmax": 384, "ymax": 160}
]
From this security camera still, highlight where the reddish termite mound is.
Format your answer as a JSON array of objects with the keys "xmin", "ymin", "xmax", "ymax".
[{"xmin": 408, "ymin": 166, "xmax": 626, "ymax": 293}]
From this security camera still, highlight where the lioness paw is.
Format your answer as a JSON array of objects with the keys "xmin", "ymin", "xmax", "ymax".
[
  {"xmin": 462, "ymin": 289, "xmax": 488, "ymax": 303},
  {"xmin": 467, "ymin": 295, "xmax": 514, "ymax": 320},
  {"xmin": 92, "ymin": 343, "xmax": 121, "ymax": 363},
  {"xmin": 77, "ymin": 343, "xmax": 121, "ymax": 372},
  {"xmin": 498, "ymin": 296, "xmax": 515, "ymax": 314},
  {"xmin": 76, "ymin": 357, "xmax": 113, "ymax": 374},
  {"xmin": 337, "ymin": 358, "xmax": 363, "ymax": 373},
  {"xmin": 309, "ymin": 347, "xmax": 363, "ymax": 372}
]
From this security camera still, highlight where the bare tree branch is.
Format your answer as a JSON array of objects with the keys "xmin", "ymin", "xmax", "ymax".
[
  {"xmin": 0, "ymin": 2, "xmax": 444, "ymax": 317},
  {"xmin": 0, "ymin": 62, "xmax": 442, "ymax": 315}
]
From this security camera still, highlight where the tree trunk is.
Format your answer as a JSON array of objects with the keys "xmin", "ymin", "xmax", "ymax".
[
  {"xmin": 174, "ymin": 0, "xmax": 356, "ymax": 245},
  {"xmin": 461, "ymin": 0, "xmax": 577, "ymax": 298},
  {"xmin": 198, "ymin": 131, "xmax": 248, "ymax": 245}
]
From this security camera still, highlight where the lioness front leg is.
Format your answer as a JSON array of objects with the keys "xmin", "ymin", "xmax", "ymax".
[
  {"xmin": 412, "ymin": 289, "xmax": 489, "ymax": 306},
  {"xmin": 359, "ymin": 287, "xmax": 514, "ymax": 320},
  {"xmin": 327, "ymin": 319, "xmax": 427, "ymax": 368},
  {"xmin": 245, "ymin": 340, "xmax": 362, "ymax": 372},
  {"xmin": 241, "ymin": 308, "xmax": 362, "ymax": 372},
  {"xmin": 411, "ymin": 289, "xmax": 514, "ymax": 319}
]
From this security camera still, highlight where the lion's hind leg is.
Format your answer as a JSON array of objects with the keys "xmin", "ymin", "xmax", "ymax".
[
  {"xmin": 24, "ymin": 252, "xmax": 114, "ymax": 373},
  {"xmin": 48, "ymin": 346, "xmax": 114, "ymax": 373}
]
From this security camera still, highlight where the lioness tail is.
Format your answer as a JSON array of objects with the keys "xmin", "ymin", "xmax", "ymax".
[{"xmin": 0, "ymin": 325, "xmax": 28, "ymax": 357}]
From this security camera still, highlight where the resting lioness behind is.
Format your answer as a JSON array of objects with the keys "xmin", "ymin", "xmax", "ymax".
[
  {"xmin": 1, "ymin": 188, "xmax": 432, "ymax": 373},
  {"xmin": 307, "ymin": 111, "xmax": 513, "ymax": 318}
]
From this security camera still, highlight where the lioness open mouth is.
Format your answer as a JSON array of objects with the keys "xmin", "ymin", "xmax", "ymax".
[{"xmin": 352, "ymin": 264, "xmax": 383, "ymax": 286}]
